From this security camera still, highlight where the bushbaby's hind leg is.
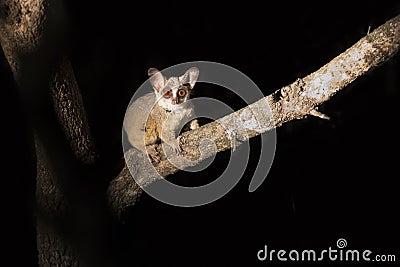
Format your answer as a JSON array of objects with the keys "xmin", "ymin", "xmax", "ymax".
[{"xmin": 146, "ymin": 144, "xmax": 161, "ymax": 164}]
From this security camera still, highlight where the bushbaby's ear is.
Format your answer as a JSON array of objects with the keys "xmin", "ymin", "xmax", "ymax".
[
  {"xmin": 180, "ymin": 67, "xmax": 199, "ymax": 89},
  {"xmin": 148, "ymin": 68, "xmax": 166, "ymax": 92}
]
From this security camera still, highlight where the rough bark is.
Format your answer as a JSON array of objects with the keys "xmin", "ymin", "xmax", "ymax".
[
  {"xmin": 107, "ymin": 14, "xmax": 400, "ymax": 217},
  {"xmin": 35, "ymin": 136, "xmax": 78, "ymax": 267},
  {"xmin": 48, "ymin": 57, "xmax": 97, "ymax": 164},
  {"xmin": 1, "ymin": 0, "xmax": 399, "ymax": 264},
  {"xmin": 1, "ymin": 0, "xmax": 97, "ymax": 266}
]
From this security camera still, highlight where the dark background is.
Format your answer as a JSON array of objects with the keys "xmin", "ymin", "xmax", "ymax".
[{"xmin": 3, "ymin": 0, "xmax": 400, "ymax": 266}]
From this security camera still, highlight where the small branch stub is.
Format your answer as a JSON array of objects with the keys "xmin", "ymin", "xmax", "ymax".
[{"xmin": 309, "ymin": 109, "xmax": 330, "ymax": 120}]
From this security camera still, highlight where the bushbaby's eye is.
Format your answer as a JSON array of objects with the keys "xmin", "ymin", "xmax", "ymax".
[
  {"xmin": 178, "ymin": 89, "xmax": 187, "ymax": 97},
  {"xmin": 163, "ymin": 90, "xmax": 172, "ymax": 98}
]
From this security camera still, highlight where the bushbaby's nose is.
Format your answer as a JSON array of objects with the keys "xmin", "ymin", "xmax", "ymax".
[{"xmin": 172, "ymin": 98, "xmax": 178, "ymax": 104}]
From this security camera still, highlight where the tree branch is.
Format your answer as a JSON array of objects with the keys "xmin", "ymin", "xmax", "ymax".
[
  {"xmin": 107, "ymin": 14, "xmax": 400, "ymax": 217},
  {"xmin": 48, "ymin": 57, "xmax": 97, "ymax": 164}
]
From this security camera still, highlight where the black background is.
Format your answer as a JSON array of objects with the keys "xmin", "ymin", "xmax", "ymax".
[{"xmin": 3, "ymin": 0, "xmax": 400, "ymax": 266}]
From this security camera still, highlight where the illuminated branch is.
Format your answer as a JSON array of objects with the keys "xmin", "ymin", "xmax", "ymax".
[{"xmin": 107, "ymin": 14, "xmax": 400, "ymax": 217}]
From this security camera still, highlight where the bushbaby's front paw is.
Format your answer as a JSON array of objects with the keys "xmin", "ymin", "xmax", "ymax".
[
  {"xmin": 165, "ymin": 136, "xmax": 184, "ymax": 156},
  {"xmin": 162, "ymin": 136, "xmax": 185, "ymax": 157},
  {"xmin": 190, "ymin": 119, "xmax": 199, "ymax": 130}
]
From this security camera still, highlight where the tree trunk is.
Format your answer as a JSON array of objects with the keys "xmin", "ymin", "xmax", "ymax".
[
  {"xmin": 0, "ymin": 1, "xmax": 100, "ymax": 266},
  {"xmin": 35, "ymin": 136, "xmax": 80, "ymax": 267}
]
